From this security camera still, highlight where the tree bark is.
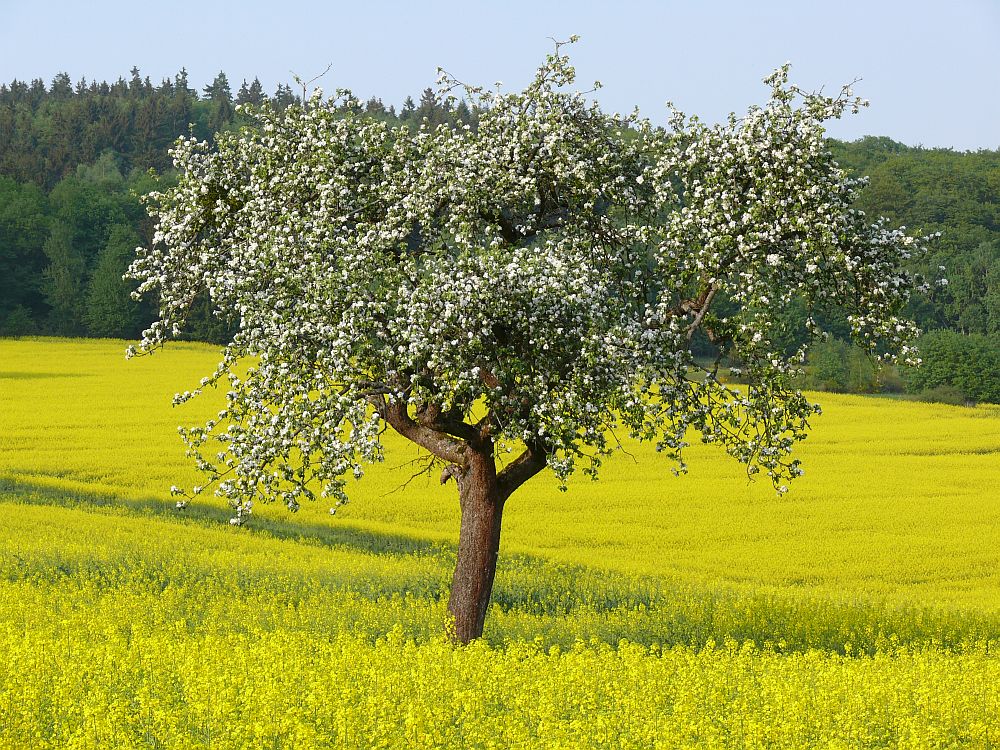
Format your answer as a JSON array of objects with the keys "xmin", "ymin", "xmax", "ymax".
[
  {"xmin": 379, "ymin": 396, "xmax": 548, "ymax": 643},
  {"xmin": 447, "ymin": 450, "xmax": 505, "ymax": 644}
]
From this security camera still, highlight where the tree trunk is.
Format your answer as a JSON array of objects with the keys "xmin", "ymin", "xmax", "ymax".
[{"xmin": 447, "ymin": 451, "xmax": 504, "ymax": 644}]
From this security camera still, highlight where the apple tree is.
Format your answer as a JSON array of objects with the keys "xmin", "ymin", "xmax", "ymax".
[{"xmin": 129, "ymin": 41, "xmax": 927, "ymax": 643}]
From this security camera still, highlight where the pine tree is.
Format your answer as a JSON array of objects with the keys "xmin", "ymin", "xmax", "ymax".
[
  {"xmin": 400, "ymin": 95, "xmax": 416, "ymax": 120},
  {"xmin": 204, "ymin": 72, "xmax": 234, "ymax": 132},
  {"xmin": 247, "ymin": 78, "xmax": 265, "ymax": 106},
  {"xmin": 203, "ymin": 72, "xmax": 232, "ymax": 103},
  {"xmin": 415, "ymin": 87, "xmax": 438, "ymax": 124},
  {"xmin": 50, "ymin": 72, "xmax": 72, "ymax": 100},
  {"xmin": 236, "ymin": 79, "xmax": 252, "ymax": 105},
  {"xmin": 0, "ymin": 177, "xmax": 47, "ymax": 326},
  {"xmin": 236, "ymin": 78, "xmax": 266, "ymax": 107},
  {"xmin": 170, "ymin": 69, "xmax": 195, "ymax": 135},
  {"xmin": 272, "ymin": 83, "xmax": 297, "ymax": 111},
  {"xmin": 455, "ymin": 100, "xmax": 475, "ymax": 128},
  {"xmin": 129, "ymin": 67, "xmax": 144, "ymax": 97}
]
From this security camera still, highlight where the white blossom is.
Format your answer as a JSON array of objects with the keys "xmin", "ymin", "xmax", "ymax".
[{"xmin": 129, "ymin": 46, "xmax": 929, "ymax": 521}]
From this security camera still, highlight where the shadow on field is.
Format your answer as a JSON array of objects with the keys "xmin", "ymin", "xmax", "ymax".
[
  {"xmin": 0, "ymin": 477, "xmax": 446, "ymax": 559},
  {"xmin": 3, "ymin": 478, "xmax": 999, "ymax": 654},
  {"xmin": 0, "ymin": 371, "xmax": 89, "ymax": 380}
]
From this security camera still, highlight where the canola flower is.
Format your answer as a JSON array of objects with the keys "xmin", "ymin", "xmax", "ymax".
[
  {"xmin": 1, "ymin": 502, "xmax": 1000, "ymax": 749},
  {"xmin": 2, "ymin": 337, "xmax": 1000, "ymax": 746},
  {"xmin": 3, "ymin": 338, "xmax": 999, "ymax": 607}
]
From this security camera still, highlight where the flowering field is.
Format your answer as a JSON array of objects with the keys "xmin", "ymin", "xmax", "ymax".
[{"xmin": 2, "ymin": 337, "xmax": 1000, "ymax": 748}]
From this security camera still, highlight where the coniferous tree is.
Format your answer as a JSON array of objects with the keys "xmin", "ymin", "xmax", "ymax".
[
  {"xmin": 203, "ymin": 72, "xmax": 233, "ymax": 103},
  {"xmin": 400, "ymin": 95, "xmax": 416, "ymax": 120},
  {"xmin": 84, "ymin": 223, "xmax": 144, "ymax": 337},
  {"xmin": 50, "ymin": 72, "xmax": 72, "ymax": 100},
  {"xmin": 272, "ymin": 83, "xmax": 297, "ymax": 111},
  {"xmin": 0, "ymin": 176, "xmax": 47, "ymax": 327},
  {"xmin": 415, "ymin": 87, "xmax": 439, "ymax": 124},
  {"xmin": 236, "ymin": 79, "xmax": 251, "ymax": 105},
  {"xmin": 204, "ymin": 72, "xmax": 234, "ymax": 133},
  {"xmin": 128, "ymin": 67, "xmax": 144, "ymax": 97},
  {"xmin": 43, "ymin": 220, "xmax": 87, "ymax": 334},
  {"xmin": 169, "ymin": 69, "xmax": 195, "ymax": 139},
  {"xmin": 455, "ymin": 100, "xmax": 475, "ymax": 128},
  {"xmin": 28, "ymin": 79, "xmax": 46, "ymax": 108},
  {"xmin": 247, "ymin": 78, "xmax": 265, "ymax": 106},
  {"xmin": 236, "ymin": 78, "xmax": 266, "ymax": 107}
]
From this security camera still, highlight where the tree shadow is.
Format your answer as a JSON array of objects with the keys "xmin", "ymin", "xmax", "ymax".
[
  {"xmin": 0, "ymin": 477, "xmax": 448, "ymax": 559},
  {"xmin": 0, "ymin": 371, "xmax": 89, "ymax": 380}
]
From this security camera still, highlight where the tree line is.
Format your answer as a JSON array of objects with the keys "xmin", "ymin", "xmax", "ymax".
[
  {"xmin": 0, "ymin": 68, "xmax": 474, "ymax": 341},
  {"xmin": 802, "ymin": 138, "xmax": 1000, "ymax": 401},
  {"xmin": 0, "ymin": 69, "xmax": 997, "ymax": 401},
  {"xmin": 0, "ymin": 68, "xmax": 475, "ymax": 189}
]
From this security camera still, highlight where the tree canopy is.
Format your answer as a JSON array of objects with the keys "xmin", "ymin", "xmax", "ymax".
[
  {"xmin": 130, "ymin": 43, "xmax": 928, "ymax": 641},
  {"xmin": 0, "ymin": 62, "xmax": 994, "ymax": 362}
]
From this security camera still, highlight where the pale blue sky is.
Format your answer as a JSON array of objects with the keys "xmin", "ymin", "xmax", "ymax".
[{"xmin": 2, "ymin": 0, "xmax": 997, "ymax": 149}]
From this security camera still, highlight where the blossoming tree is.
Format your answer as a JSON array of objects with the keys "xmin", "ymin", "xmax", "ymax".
[{"xmin": 130, "ymin": 42, "xmax": 927, "ymax": 643}]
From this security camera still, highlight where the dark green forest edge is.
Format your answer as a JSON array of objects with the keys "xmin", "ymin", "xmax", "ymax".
[{"xmin": 1, "ymin": 69, "xmax": 998, "ymax": 403}]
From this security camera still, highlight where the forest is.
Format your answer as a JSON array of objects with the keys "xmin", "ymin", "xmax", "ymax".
[{"xmin": 0, "ymin": 68, "xmax": 997, "ymax": 402}]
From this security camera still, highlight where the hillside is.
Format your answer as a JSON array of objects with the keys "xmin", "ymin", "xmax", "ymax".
[
  {"xmin": 2, "ymin": 71, "xmax": 998, "ymax": 403},
  {"xmin": 2, "ymin": 337, "xmax": 1000, "ymax": 745}
]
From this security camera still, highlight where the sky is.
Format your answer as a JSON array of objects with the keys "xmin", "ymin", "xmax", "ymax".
[{"xmin": 1, "ymin": 0, "xmax": 998, "ymax": 150}]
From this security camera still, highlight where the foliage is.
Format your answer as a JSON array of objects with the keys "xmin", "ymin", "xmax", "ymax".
[
  {"xmin": 902, "ymin": 329, "xmax": 1000, "ymax": 404},
  {"xmin": 0, "ymin": 66, "xmax": 473, "ymax": 191},
  {"xmin": 917, "ymin": 383, "xmax": 968, "ymax": 406},
  {"xmin": 800, "ymin": 337, "xmax": 879, "ymax": 393},
  {"xmin": 0, "ymin": 176, "xmax": 47, "ymax": 323},
  {"xmin": 41, "ymin": 220, "xmax": 86, "ymax": 334},
  {"xmin": 831, "ymin": 137, "xmax": 1000, "ymax": 337},
  {"xmin": 130, "ymin": 46, "xmax": 927, "ymax": 527},
  {"xmin": 770, "ymin": 139, "xmax": 1000, "ymax": 402},
  {"xmin": 0, "ymin": 305, "xmax": 37, "ymax": 336},
  {"xmin": 0, "ymin": 67, "xmax": 473, "ymax": 339},
  {"xmin": 0, "ymin": 65, "xmax": 997, "ymax": 383},
  {"xmin": 83, "ymin": 223, "xmax": 146, "ymax": 337}
]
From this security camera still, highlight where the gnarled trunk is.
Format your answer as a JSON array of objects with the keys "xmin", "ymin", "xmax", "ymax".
[
  {"xmin": 375, "ymin": 394, "xmax": 547, "ymax": 644},
  {"xmin": 446, "ymin": 452, "xmax": 504, "ymax": 644}
]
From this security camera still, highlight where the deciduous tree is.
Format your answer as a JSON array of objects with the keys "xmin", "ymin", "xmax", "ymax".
[{"xmin": 130, "ymin": 42, "xmax": 928, "ymax": 643}]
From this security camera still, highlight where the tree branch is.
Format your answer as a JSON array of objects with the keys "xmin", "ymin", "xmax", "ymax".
[
  {"xmin": 685, "ymin": 284, "xmax": 719, "ymax": 340},
  {"xmin": 497, "ymin": 441, "xmax": 548, "ymax": 500},
  {"xmin": 382, "ymin": 398, "xmax": 468, "ymax": 465},
  {"xmin": 415, "ymin": 400, "xmax": 484, "ymax": 445},
  {"xmin": 494, "ymin": 209, "xmax": 522, "ymax": 244}
]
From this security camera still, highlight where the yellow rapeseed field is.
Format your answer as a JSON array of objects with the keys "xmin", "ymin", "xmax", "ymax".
[{"xmin": 2, "ymin": 337, "xmax": 1000, "ymax": 747}]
